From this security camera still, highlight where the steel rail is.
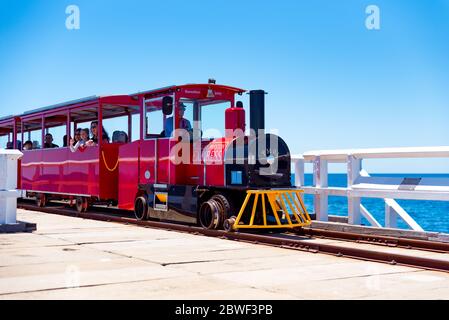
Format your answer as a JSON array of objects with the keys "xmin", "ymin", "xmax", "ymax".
[
  {"xmin": 296, "ymin": 228, "xmax": 449, "ymax": 253},
  {"xmin": 17, "ymin": 201, "xmax": 449, "ymax": 273}
]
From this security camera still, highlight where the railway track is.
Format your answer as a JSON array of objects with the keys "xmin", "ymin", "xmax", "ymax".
[
  {"xmin": 295, "ymin": 228, "xmax": 449, "ymax": 253},
  {"xmin": 17, "ymin": 200, "xmax": 449, "ymax": 273}
]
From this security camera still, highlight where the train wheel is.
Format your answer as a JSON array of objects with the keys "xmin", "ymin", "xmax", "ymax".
[
  {"xmin": 75, "ymin": 197, "xmax": 88, "ymax": 214},
  {"xmin": 223, "ymin": 216, "xmax": 236, "ymax": 232},
  {"xmin": 36, "ymin": 193, "xmax": 47, "ymax": 208},
  {"xmin": 199, "ymin": 194, "xmax": 229, "ymax": 230},
  {"xmin": 134, "ymin": 196, "xmax": 148, "ymax": 221},
  {"xmin": 199, "ymin": 200, "xmax": 219, "ymax": 229},
  {"xmin": 211, "ymin": 194, "xmax": 231, "ymax": 228}
]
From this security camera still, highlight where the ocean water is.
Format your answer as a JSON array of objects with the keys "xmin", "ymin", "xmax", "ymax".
[{"xmin": 292, "ymin": 174, "xmax": 449, "ymax": 234}]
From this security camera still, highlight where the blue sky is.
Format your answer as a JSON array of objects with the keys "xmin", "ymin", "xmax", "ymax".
[{"xmin": 0, "ymin": 0, "xmax": 448, "ymax": 172}]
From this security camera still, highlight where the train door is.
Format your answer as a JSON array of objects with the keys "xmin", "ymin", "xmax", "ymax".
[{"xmin": 142, "ymin": 96, "xmax": 173, "ymax": 185}]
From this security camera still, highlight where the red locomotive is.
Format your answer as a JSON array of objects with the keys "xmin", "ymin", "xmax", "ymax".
[{"xmin": 0, "ymin": 81, "xmax": 310, "ymax": 231}]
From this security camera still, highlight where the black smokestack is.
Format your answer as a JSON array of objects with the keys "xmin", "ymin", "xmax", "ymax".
[{"xmin": 249, "ymin": 90, "xmax": 266, "ymax": 137}]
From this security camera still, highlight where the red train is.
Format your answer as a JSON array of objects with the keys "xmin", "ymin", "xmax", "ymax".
[{"xmin": 0, "ymin": 81, "xmax": 310, "ymax": 231}]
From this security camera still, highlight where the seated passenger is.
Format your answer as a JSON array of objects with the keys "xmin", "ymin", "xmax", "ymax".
[
  {"xmin": 23, "ymin": 141, "xmax": 33, "ymax": 151},
  {"xmin": 63, "ymin": 135, "xmax": 70, "ymax": 147},
  {"xmin": 88, "ymin": 121, "xmax": 110, "ymax": 145},
  {"xmin": 73, "ymin": 128, "xmax": 82, "ymax": 146},
  {"xmin": 165, "ymin": 103, "xmax": 192, "ymax": 137},
  {"xmin": 44, "ymin": 134, "xmax": 59, "ymax": 149},
  {"xmin": 112, "ymin": 131, "xmax": 128, "ymax": 143},
  {"xmin": 70, "ymin": 128, "xmax": 90, "ymax": 152},
  {"xmin": 6, "ymin": 142, "xmax": 13, "ymax": 149}
]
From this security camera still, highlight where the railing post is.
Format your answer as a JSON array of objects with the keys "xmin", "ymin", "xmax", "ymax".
[
  {"xmin": 347, "ymin": 154, "xmax": 362, "ymax": 225},
  {"xmin": 385, "ymin": 200, "xmax": 398, "ymax": 228},
  {"xmin": 313, "ymin": 156, "xmax": 328, "ymax": 221},
  {"xmin": 294, "ymin": 158, "xmax": 305, "ymax": 202},
  {"xmin": 0, "ymin": 149, "xmax": 23, "ymax": 226},
  {"xmin": 294, "ymin": 158, "xmax": 305, "ymax": 188}
]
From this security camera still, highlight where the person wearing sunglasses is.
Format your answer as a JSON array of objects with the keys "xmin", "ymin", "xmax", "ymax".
[{"xmin": 88, "ymin": 121, "xmax": 110, "ymax": 146}]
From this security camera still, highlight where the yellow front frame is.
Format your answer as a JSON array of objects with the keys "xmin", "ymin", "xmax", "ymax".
[{"xmin": 232, "ymin": 189, "xmax": 312, "ymax": 230}]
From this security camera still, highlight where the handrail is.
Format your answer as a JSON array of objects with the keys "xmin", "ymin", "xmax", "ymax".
[
  {"xmin": 301, "ymin": 146, "xmax": 449, "ymax": 162},
  {"xmin": 292, "ymin": 146, "xmax": 449, "ymax": 232}
]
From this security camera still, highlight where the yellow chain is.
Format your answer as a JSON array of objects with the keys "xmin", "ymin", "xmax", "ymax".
[{"xmin": 101, "ymin": 151, "xmax": 119, "ymax": 172}]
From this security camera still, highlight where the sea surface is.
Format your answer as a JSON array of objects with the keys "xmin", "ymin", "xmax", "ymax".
[{"xmin": 292, "ymin": 174, "xmax": 449, "ymax": 234}]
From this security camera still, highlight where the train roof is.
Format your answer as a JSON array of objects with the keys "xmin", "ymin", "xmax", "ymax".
[
  {"xmin": 131, "ymin": 83, "xmax": 246, "ymax": 98},
  {"xmin": 0, "ymin": 115, "xmax": 15, "ymax": 123},
  {"xmin": 0, "ymin": 115, "xmax": 16, "ymax": 135},
  {"xmin": 0, "ymin": 83, "xmax": 246, "ymax": 127},
  {"xmin": 21, "ymin": 96, "xmax": 99, "ymax": 116}
]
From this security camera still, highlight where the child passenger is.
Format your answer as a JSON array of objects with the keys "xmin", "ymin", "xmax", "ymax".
[{"xmin": 70, "ymin": 128, "xmax": 91, "ymax": 152}]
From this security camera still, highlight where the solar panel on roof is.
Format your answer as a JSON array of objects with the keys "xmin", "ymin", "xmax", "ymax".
[
  {"xmin": 22, "ymin": 96, "xmax": 99, "ymax": 116},
  {"xmin": 0, "ymin": 115, "xmax": 14, "ymax": 122},
  {"xmin": 130, "ymin": 85, "xmax": 176, "ymax": 97}
]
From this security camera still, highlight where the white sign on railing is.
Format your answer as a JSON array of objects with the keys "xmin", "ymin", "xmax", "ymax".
[{"xmin": 292, "ymin": 146, "xmax": 449, "ymax": 232}]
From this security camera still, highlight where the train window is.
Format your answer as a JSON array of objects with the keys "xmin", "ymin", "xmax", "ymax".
[
  {"xmin": 16, "ymin": 129, "xmax": 23, "ymax": 150},
  {"xmin": 131, "ymin": 113, "xmax": 140, "ymax": 142},
  {"xmin": 145, "ymin": 97, "xmax": 168, "ymax": 138},
  {"xmin": 22, "ymin": 120, "xmax": 43, "ymax": 149},
  {"xmin": 200, "ymin": 101, "xmax": 230, "ymax": 139},
  {"xmin": 46, "ymin": 124, "xmax": 67, "ymax": 148},
  {"xmin": 76, "ymin": 121, "xmax": 92, "ymax": 137},
  {"xmin": 0, "ymin": 132, "xmax": 11, "ymax": 149},
  {"xmin": 177, "ymin": 100, "xmax": 193, "ymax": 137},
  {"xmin": 28, "ymin": 130, "xmax": 42, "ymax": 149},
  {"xmin": 103, "ymin": 116, "xmax": 128, "ymax": 143}
]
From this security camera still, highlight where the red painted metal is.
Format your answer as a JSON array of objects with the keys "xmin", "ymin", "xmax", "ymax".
[
  {"xmin": 66, "ymin": 110, "xmax": 71, "ymax": 145},
  {"xmin": 157, "ymin": 138, "xmax": 170, "ymax": 184},
  {"xmin": 202, "ymin": 137, "xmax": 235, "ymax": 186},
  {"xmin": 20, "ymin": 143, "xmax": 121, "ymax": 201},
  {"xmin": 98, "ymin": 103, "xmax": 103, "ymax": 148},
  {"xmin": 99, "ymin": 143, "xmax": 120, "ymax": 200},
  {"xmin": 139, "ymin": 139, "xmax": 156, "ymax": 185},
  {"xmin": 13, "ymin": 117, "xmax": 17, "ymax": 149},
  {"xmin": 136, "ymin": 84, "xmax": 244, "ymax": 100},
  {"xmin": 118, "ymin": 140, "xmax": 140, "ymax": 210},
  {"xmin": 225, "ymin": 106, "xmax": 246, "ymax": 136},
  {"xmin": 20, "ymin": 120, "xmax": 24, "ymax": 149},
  {"xmin": 66, "ymin": 146, "xmax": 100, "ymax": 196},
  {"xmin": 21, "ymin": 147, "xmax": 100, "ymax": 197},
  {"xmin": 127, "ymin": 113, "xmax": 132, "ymax": 142}
]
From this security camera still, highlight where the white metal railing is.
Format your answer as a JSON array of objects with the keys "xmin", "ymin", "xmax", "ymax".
[
  {"xmin": 292, "ymin": 146, "xmax": 449, "ymax": 232},
  {"xmin": 0, "ymin": 149, "xmax": 23, "ymax": 226}
]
